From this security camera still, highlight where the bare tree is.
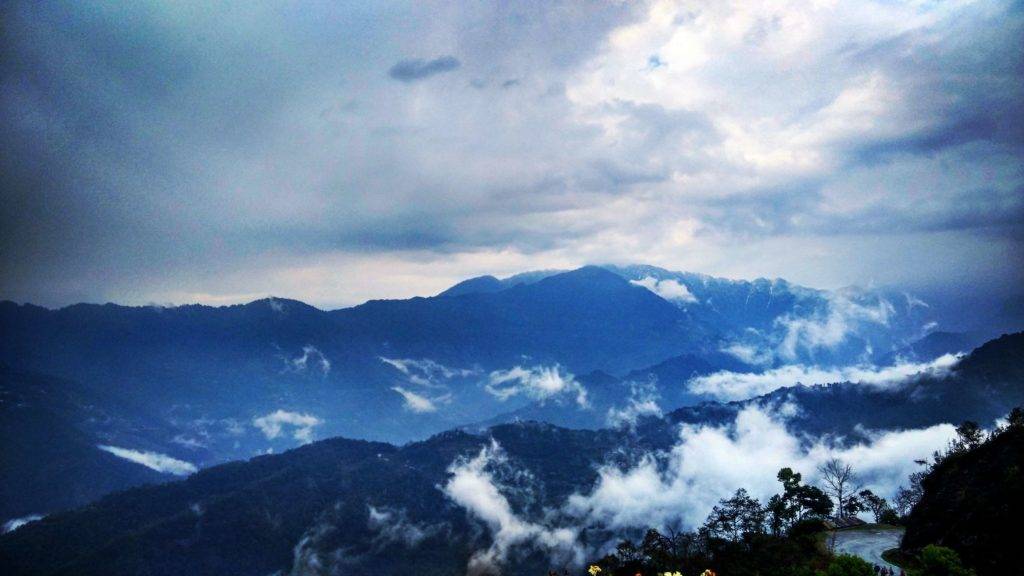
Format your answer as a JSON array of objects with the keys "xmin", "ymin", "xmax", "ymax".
[{"xmin": 817, "ymin": 458, "xmax": 861, "ymax": 518}]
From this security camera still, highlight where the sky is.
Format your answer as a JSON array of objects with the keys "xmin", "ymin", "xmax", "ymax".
[{"xmin": 1, "ymin": 0, "xmax": 1022, "ymax": 310}]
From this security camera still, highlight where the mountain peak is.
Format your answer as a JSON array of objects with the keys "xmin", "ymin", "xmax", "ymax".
[
  {"xmin": 534, "ymin": 265, "xmax": 631, "ymax": 288},
  {"xmin": 437, "ymin": 275, "xmax": 504, "ymax": 297}
]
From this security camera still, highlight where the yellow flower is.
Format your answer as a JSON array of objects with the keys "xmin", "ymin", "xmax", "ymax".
[
  {"xmin": 661, "ymin": 572, "xmax": 684, "ymax": 576},
  {"xmin": 588, "ymin": 565, "xmax": 603, "ymax": 576}
]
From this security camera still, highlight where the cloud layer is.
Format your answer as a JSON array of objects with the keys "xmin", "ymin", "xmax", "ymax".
[
  {"xmin": 388, "ymin": 56, "xmax": 461, "ymax": 82},
  {"xmin": 567, "ymin": 405, "xmax": 955, "ymax": 530},
  {"xmin": 287, "ymin": 345, "xmax": 331, "ymax": 374},
  {"xmin": 441, "ymin": 405, "xmax": 957, "ymax": 573},
  {"xmin": 2, "ymin": 0, "xmax": 1020, "ymax": 308},
  {"xmin": 688, "ymin": 353, "xmax": 961, "ymax": 401},
  {"xmin": 486, "ymin": 365, "xmax": 588, "ymax": 407},
  {"xmin": 2, "ymin": 514, "xmax": 43, "ymax": 534},
  {"xmin": 380, "ymin": 357, "xmax": 479, "ymax": 388},
  {"xmin": 252, "ymin": 410, "xmax": 323, "ymax": 444},
  {"xmin": 630, "ymin": 276, "xmax": 698, "ymax": 304},
  {"xmin": 443, "ymin": 441, "xmax": 583, "ymax": 574},
  {"xmin": 392, "ymin": 386, "xmax": 446, "ymax": 413},
  {"xmin": 98, "ymin": 445, "xmax": 197, "ymax": 476}
]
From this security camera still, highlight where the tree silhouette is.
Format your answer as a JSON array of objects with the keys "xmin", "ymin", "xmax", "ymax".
[{"xmin": 817, "ymin": 458, "xmax": 860, "ymax": 518}]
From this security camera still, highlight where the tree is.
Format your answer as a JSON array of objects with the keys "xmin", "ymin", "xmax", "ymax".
[
  {"xmin": 917, "ymin": 545, "xmax": 977, "ymax": 576},
  {"xmin": 768, "ymin": 467, "xmax": 833, "ymax": 534},
  {"xmin": 949, "ymin": 421, "xmax": 983, "ymax": 453},
  {"xmin": 766, "ymin": 494, "xmax": 791, "ymax": 536},
  {"xmin": 640, "ymin": 527, "xmax": 699, "ymax": 570},
  {"xmin": 614, "ymin": 539, "xmax": 643, "ymax": 564},
  {"xmin": 767, "ymin": 468, "xmax": 802, "ymax": 534},
  {"xmin": 778, "ymin": 467, "xmax": 803, "ymax": 494},
  {"xmin": 797, "ymin": 484, "xmax": 834, "ymax": 518},
  {"xmin": 702, "ymin": 488, "xmax": 766, "ymax": 541},
  {"xmin": 817, "ymin": 459, "xmax": 860, "ymax": 518},
  {"xmin": 894, "ymin": 462, "xmax": 929, "ymax": 518},
  {"xmin": 820, "ymin": 554, "xmax": 874, "ymax": 576},
  {"xmin": 1006, "ymin": 406, "xmax": 1024, "ymax": 429},
  {"xmin": 841, "ymin": 494, "xmax": 865, "ymax": 518},
  {"xmin": 858, "ymin": 489, "xmax": 893, "ymax": 523}
]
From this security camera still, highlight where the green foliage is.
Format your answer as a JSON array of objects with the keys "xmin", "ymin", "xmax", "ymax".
[
  {"xmin": 767, "ymin": 467, "xmax": 834, "ymax": 536},
  {"xmin": 877, "ymin": 507, "xmax": 900, "ymax": 525},
  {"xmin": 817, "ymin": 554, "xmax": 874, "ymax": 576},
  {"xmin": 913, "ymin": 545, "xmax": 976, "ymax": 576},
  {"xmin": 857, "ymin": 489, "xmax": 894, "ymax": 523},
  {"xmin": 702, "ymin": 488, "xmax": 766, "ymax": 541}
]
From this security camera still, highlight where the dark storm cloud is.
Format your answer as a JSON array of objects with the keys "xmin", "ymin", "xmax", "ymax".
[
  {"xmin": 388, "ymin": 56, "xmax": 461, "ymax": 82},
  {"xmin": 0, "ymin": 0, "xmax": 1021, "ymax": 310}
]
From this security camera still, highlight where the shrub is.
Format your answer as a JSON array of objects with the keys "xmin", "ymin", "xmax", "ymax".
[
  {"xmin": 819, "ymin": 554, "xmax": 873, "ymax": 576},
  {"xmin": 915, "ymin": 545, "xmax": 975, "ymax": 576}
]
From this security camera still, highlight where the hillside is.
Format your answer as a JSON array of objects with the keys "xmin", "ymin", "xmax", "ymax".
[
  {"xmin": 0, "ymin": 367, "xmax": 178, "ymax": 521},
  {"xmin": 0, "ymin": 425, "xmax": 626, "ymax": 576},
  {"xmin": 901, "ymin": 424, "xmax": 1024, "ymax": 575}
]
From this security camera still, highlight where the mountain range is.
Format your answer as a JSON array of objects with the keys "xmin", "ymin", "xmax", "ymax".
[
  {"xmin": 1, "ymin": 332, "xmax": 1021, "ymax": 575},
  {"xmin": 0, "ymin": 264, "xmax": 999, "ymax": 537}
]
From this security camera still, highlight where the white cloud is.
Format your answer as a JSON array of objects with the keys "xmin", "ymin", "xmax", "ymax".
[
  {"xmin": 379, "ymin": 357, "xmax": 478, "ymax": 388},
  {"xmin": 606, "ymin": 382, "xmax": 663, "ymax": 428},
  {"xmin": 630, "ymin": 276, "xmax": 698, "ymax": 304},
  {"xmin": 171, "ymin": 435, "xmax": 206, "ymax": 450},
  {"xmin": 2, "ymin": 514, "xmax": 43, "ymax": 534},
  {"xmin": 252, "ymin": 410, "xmax": 323, "ymax": 444},
  {"xmin": 97, "ymin": 445, "xmax": 198, "ymax": 476},
  {"xmin": 566, "ymin": 405, "xmax": 956, "ymax": 530},
  {"xmin": 688, "ymin": 353, "xmax": 961, "ymax": 401},
  {"xmin": 367, "ymin": 505, "xmax": 441, "ymax": 548},
  {"xmin": 720, "ymin": 342, "xmax": 773, "ymax": 366},
  {"xmin": 443, "ymin": 441, "xmax": 583, "ymax": 575},
  {"xmin": 391, "ymin": 386, "xmax": 446, "ymax": 413},
  {"xmin": 776, "ymin": 292, "xmax": 896, "ymax": 361},
  {"xmin": 486, "ymin": 366, "xmax": 588, "ymax": 407},
  {"xmin": 288, "ymin": 345, "xmax": 331, "ymax": 374},
  {"xmin": 440, "ymin": 406, "xmax": 958, "ymax": 572},
  {"xmin": 290, "ymin": 519, "xmax": 339, "ymax": 575}
]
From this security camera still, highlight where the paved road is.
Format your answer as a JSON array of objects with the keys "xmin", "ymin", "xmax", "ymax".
[{"xmin": 832, "ymin": 526, "xmax": 904, "ymax": 570}]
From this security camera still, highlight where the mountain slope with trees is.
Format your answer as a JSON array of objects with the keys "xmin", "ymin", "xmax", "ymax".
[{"xmin": 900, "ymin": 413, "xmax": 1024, "ymax": 575}]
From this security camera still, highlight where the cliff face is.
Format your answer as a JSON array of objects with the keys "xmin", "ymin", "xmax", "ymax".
[{"xmin": 901, "ymin": 426, "xmax": 1024, "ymax": 575}]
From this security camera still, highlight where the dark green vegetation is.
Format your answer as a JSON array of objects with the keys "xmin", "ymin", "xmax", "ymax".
[{"xmin": 900, "ymin": 411, "xmax": 1024, "ymax": 575}]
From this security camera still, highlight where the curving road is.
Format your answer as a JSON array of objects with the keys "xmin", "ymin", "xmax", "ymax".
[{"xmin": 832, "ymin": 525, "xmax": 904, "ymax": 570}]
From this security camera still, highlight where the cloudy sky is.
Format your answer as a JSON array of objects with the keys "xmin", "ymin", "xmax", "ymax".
[{"xmin": 2, "ymin": 0, "xmax": 1021, "ymax": 309}]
